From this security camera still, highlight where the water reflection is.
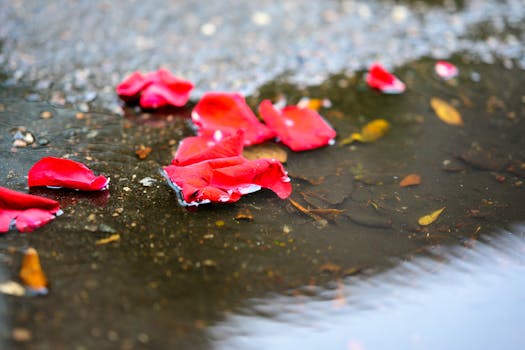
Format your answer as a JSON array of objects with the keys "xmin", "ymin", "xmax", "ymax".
[{"xmin": 210, "ymin": 224, "xmax": 525, "ymax": 350}]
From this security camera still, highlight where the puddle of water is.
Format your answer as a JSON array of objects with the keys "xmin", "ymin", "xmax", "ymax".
[
  {"xmin": 209, "ymin": 225, "xmax": 525, "ymax": 350},
  {"xmin": 0, "ymin": 58, "xmax": 524, "ymax": 348}
]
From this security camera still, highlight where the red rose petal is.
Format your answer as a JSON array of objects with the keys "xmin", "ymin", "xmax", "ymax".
[
  {"xmin": 192, "ymin": 92, "xmax": 276, "ymax": 146},
  {"xmin": 116, "ymin": 69, "xmax": 194, "ymax": 108},
  {"xmin": 366, "ymin": 63, "xmax": 406, "ymax": 94},
  {"xmin": 435, "ymin": 61, "xmax": 458, "ymax": 80},
  {"xmin": 115, "ymin": 71, "xmax": 150, "ymax": 99},
  {"xmin": 173, "ymin": 129, "xmax": 245, "ymax": 166},
  {"xmin": 0, "ymin": 186, "xmax": 61, "ymax": 233},
  {"xmin": 15, "ymin": 208, "xmax": 57, "ymax": 233},
  {"xmin": 258, "ymin": 100, "xmax": 337, "ymax": 151},
  {"xmin": 28, "ymin": 157, "xmax": 109, "ymax": 191},
  {"xmin": 163, "ymin": 156, "xmax": 291, "ymax": 206}
]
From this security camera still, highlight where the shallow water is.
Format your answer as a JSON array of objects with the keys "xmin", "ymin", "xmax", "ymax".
[
  {"xmin": 1, "ymin": 0, "xmax": 525, "ymax": 349},
  {"xmin": 210, "ymin": 225, "xmax": 525, "ymax": 350},
  {"xmin": 1, "ymin": 57, "xmax": 525, "ymax": 348}
]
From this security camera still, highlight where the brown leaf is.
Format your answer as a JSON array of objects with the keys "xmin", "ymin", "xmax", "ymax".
[
  {"xmin": 400, "ymin": 173, "xmax": 421, "ymax": 187},
  {"xmin": 242, "ymin": 143, "xmax": 288, "ymax": 163},
  {"xmin": 135, "ymin": 145, "xmax": 152, "ymax": 160},
  {"xmin": 430, "ymin": 97, "xmax": 463, "ymax": 126},
  {"xmin": 19, "ymin": 248, "xmax": 48, "ymax": 292},
  {"xmin": 320, "ymin": 263, "xmax": 342, "ymax": 274},
  {"xmin": 235, "ymin": 208, "xmax": 254, "ymax": 221},
  {"xmin": 309, "ymin": 208, "xmax": 345, "ymax": 221}
]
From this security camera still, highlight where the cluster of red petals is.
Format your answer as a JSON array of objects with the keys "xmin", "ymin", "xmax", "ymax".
[
  {"xmin": 435, "ymin": 61, "xmax": 459, "ymax": 80},
  {"xmin": 163, "ymin": 156, "xmax": 291, "ymax": 206},
  {"xmin": 172, "ymin": 130, "xmax": 245, "ymax": 166},
  {"xmin": 258, "ymin": 100, "xmax": 336, "ymax": 151},
  {"xmin": 192, "ymin": 92, "xmax": 276, "ymax": 146},
  {"xmin": 0, "ymin": 186, "xmax": 61, "ymax": 233},
  {"xmin": 116, "ymin": 69, "xmax": 194, "ymax": 108},
  {"xmin": 366, "ymin": 63, "xmax": 406, "ymax": 94},
  {"xmin": 28, "ymin": 157, "xmax": 109, "ymax": 191}
]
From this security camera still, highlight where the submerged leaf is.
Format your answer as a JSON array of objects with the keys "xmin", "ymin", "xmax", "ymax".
[
  {"xmin": 430, "ymin": 98, "xmax": 463, "ymax": 126},
  {"xmin": 341, "ymin": 119, "xmax": 390, "ymax": 144},
  {"xmin": 400, "ymin": 174, "xmax": 421, "ymax": 187},
  {"xmin": 418, "ymin": 207, "xmax": 445, "ymax": 226},
  {"xmin": 19, "ymin": 247, "xmax": 48, "ymax": 294},
  {"xmin": 95, "ymin": 234, "xmax": 120, "ymax": 245}
]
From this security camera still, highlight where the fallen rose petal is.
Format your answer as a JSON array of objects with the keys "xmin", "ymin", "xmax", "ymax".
[
  {"xmin": 28, "ymin": 157, "xmax": 109, "ymax": 191},
  {"xmin": 116, "ymin": 68, "xmax": 194, "ymax": 108},
  {"xmin": 435, "ymin": 61, "xmax": 458, "ymax": 80},
  {"xmin": 163, "ymin": 156, "xmax": 291, "ymax": 206},
  {"xmin": 258, "ymin": 100, "xmax": 336, "ymax": 151},
  {"xmin": 366, "ymin": 63, "xmax": 406, "ymax": 94},
  {"xmin": 139, "ymin": 75, "xmax": 194, "ymax": 108},
  {"xmin": 173, "ymin": 130, "xmax": 245, "ymax": 166},
  {"xmin": 192, "ymin": 92, "xmax": 276, "ymax": 146},
  {"xmin": 0, "ymin": 186, "xmax": 61, "ymax": 233},
  {"xmin": 115, "ymin": 71, "xmax": 149, "ymax": 99}
]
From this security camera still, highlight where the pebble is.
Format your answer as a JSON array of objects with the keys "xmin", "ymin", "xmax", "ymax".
[
  {"xmin": 40, "ymin": 110, "xmax": 53, "ymax": 119},
  {"xmin": 139, "ymin": 177, "xmax": 156, "ymax": 187},
  {"xmin": 12, "ymin": 328, "xmax": 32, "ymax": 342}
]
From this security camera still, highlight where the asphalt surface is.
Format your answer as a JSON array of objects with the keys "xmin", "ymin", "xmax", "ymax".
[{"xmin": 1, "ymin": 0, "xmax": 524, "ymax": 111}]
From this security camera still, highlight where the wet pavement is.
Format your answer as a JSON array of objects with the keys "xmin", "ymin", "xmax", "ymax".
[{"xmin": 1, "ymin": 0, "xmax": 525, "ymax": 349}]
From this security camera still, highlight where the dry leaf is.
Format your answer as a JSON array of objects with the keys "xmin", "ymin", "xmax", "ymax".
[
  {"xmin": 341, "ymin": 119, "xmax": 390, "ymax": 145},
  {"xmin": 242, "ymin": 143, "xmax": 288, "ymax": 163},
  {"xmin": 400, "ymin": 174, "xmax": 421, "ymax": 187},
  {"xmin": 19, "ymin": 247, "xmax": 48, "ymax": 293},
  {"xmin": 320, "ymin": 263, "xmax": 342, "ymax": 274},
  {"xmin": 135, "ymin": 145, "xmax": 152, "ymax": 160},
  {"xmin": 430, "ymin": 98, "xmax": 463, "ymax": 125},
  {"xmin": 95, "ymin": 234, "xmax": 120, "ymax": 245},
  {"xmin": 235, "ymin": 208, "xmax": 254, "ymax": 221},
  {"xmin": 289, "ymin": 199, "xmax": 327, "ymax": 228},
  {"xmin": 418, "ymin": 207, "xmax": 446, "ymax": 226}
]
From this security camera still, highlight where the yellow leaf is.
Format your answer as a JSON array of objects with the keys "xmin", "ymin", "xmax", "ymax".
[
  {"xmin": 95, "ymin": 234, "xmax": 120, "ymax": 245},
  {"xmin": 418, "ymin": 207, "xmax": 446, "ymax": 226},
  {"xmin": 430, "ymin": 98, "xmax": 463, "ymax": 125},
  {"xmin": 19, "ymin": 247, "xmax": 47, "ymax": 291},
  {"xmin": 341, "ymin": 119, "xmax": 390, "ymax": 145}
]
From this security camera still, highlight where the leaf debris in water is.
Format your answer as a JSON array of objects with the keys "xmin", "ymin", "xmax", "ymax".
[
  {"xmin": 418, "ymin": 207, "xmax": 446, "ymax": 226},
  {"xmin": 400, "ymin": 173, "xmax": 421, "ymax": 187},
  {"xmin": 430, "ymin": 98, "xmax": 463, "ymax": 126},
  {"xmin": 95, "ymin": 234, "xmax": 120, "ymax": 245},
  {"xmin": 19, "ymin": 247, "xmax": 48, "ymax": 295},
  {"xmin": 341, "ymin": 119, "xmax": 390, "ymax": 145}
]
